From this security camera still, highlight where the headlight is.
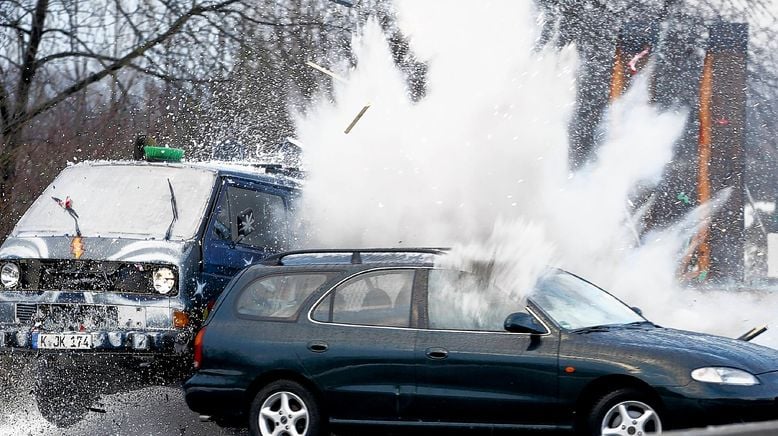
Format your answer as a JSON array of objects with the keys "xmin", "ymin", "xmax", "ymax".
[
  {"xmin": 152, "ymin": 267, "xmax": 176, "ymax": 295},
  {"xmin": 691, "ymin": 367, "xmax": 759, "ymax": 386},
  {"xmin": 0, "ymin": 262, "xmax": 20, "ymax": 289}
]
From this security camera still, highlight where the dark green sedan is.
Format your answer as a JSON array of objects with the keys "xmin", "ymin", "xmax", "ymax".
[{"xmin": 184, "ymin": 249, "xmax": 778, "ymax": 436}]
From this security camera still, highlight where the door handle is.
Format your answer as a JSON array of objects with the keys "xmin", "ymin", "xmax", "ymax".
[
  {"xmin": 425, "ymin": 347, "xmax": 448, "ymax": 360},
  {"xmin": 307, "ymin": 341, "xmax": 329, "ymax": 353}
]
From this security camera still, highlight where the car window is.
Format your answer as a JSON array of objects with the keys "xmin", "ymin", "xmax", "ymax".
[
  {"xmin": 236, "ymin": 273, "xmax": 332, "ymax": 319},
  {"xmin": 212, "ymin": 184, "xmax": 289, "ymax": 251},
  {"xmin": 427, "ymin": 269, "xmax": 526, "ymax": 332},
  {"xmin": 212, "ymin": 187, "xmax": 232, "ymax": 240},
  {"xmin": 312, "ymin": 270, "xmax": 414, "ymax": 328}
]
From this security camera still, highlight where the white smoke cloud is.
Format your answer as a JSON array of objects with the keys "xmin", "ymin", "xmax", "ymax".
[{"xmin": 295, "ymin": 0, "xmax": 778, "ymax": 348}]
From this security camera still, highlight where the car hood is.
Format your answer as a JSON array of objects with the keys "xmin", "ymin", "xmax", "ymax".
[
  {"xmin": 573, "ymin": 326, "xmax": 778, "ymax": 375},
  {"xmin": 0, "ymin": 235, "xmax": 194, "ymax": 265}
]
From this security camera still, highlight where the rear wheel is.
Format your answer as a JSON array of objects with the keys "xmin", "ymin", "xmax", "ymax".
[
  {"xmin": 249, "ymin": 380, "xmax": 323, "ymax": 436},
  {"xmin": 584, "ymin": 388, "xmax": 663, "ymax": 436}
]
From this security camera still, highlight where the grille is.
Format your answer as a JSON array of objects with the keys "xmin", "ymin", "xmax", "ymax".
[
  {"xmin": 15, "ymin": 303, "xmax": 37, "ymax": 323},
  {"xmin": 16, "ymin": 260, "xmax": 176, "ymax": 295}
]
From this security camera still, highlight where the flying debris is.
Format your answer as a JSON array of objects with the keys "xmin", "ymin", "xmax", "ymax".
[
  {"xmin": 286, "ymin": 137, "xmax": 306, "ymax": 150},
  {"xmin": 628, "ymin": 47, "xmax": 650, "ymax": 74},
  {"xmin": 676, "ymin": 192, "xmax": 692, "ymax": 205},
  {"xmin": 738, "ymin": 325, "xmax": 768, "ymax": 342},
  {"xmin": 52, "ymin": 195, "xmax": 81, "ymax": 236},
  {"xmin": 305, "ymin": 61, "xmax": 348, "ymax": 83},
  {"xmin": 344, "ymin": 104, "xmax": 371, "ymax": 134},
  {"xmin": 53, "ymin": 196, "xmax": 73, "ymax": 210}
]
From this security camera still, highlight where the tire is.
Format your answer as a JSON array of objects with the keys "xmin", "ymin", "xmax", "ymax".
[
  {"xmin": 249, "ymin": 380, "xmax": 324, "ymax": 436},
  {"xmin": 583, "ymin": 388, "xmax": 663, "ymax": 436}
]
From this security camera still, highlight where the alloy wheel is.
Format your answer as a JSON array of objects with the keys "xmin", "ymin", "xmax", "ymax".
[
  {"xmin": 601, "ymin": 400, "xmax": 662, "ymax": 436},
  {"xmin": 258, "ymin": 391, "xmax": 310, "ymax": 436}
]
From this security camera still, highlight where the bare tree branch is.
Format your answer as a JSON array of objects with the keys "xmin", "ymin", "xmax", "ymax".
[
  {"xmin": 2, "ymin": 0, "xmax": 241, "ymax": 139},
  {"xmin": 0, "ymin": 64, "xmax": 10, "ymax": 129},
  {"xmin": 124, "ymin": 62, "xmax": 229, "ymax": 83},
  {"xmin": 0, "ymin": 23, "xmax": 30, "ymax": 35},
  {"xmin": 14, "ymin": 0, "xmax": 48, "ymax": 118},
  {"xmin": 113, "ymin": 0, "xmax": 145, "ymax": 42}
]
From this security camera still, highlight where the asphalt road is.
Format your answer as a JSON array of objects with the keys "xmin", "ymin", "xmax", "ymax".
[{"xmin": 0, "ymin": 354, "xmax": 244, "ymax": 436}]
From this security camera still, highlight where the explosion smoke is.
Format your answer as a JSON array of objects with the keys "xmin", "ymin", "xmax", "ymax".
[{"xmin": 296, "ymin": 0, "xmax": 778, "ymax": 348}]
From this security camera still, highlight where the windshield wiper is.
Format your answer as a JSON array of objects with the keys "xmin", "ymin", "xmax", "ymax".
[
  {"xmin": 569, "ymin": 324, "xmax": 617, "ymax": 334},
  {"xmin": 164, "ymin": 179, "xmax": 178, "ymax": 240},
  {"xmin": 52, "ymin": 196, "xmax": 81, "ymax": 236},
  {"xmin": 623, "ymin": 321, "xmax": 656, "ymax": 329},
  {"xmin": 570, "ymin": 321, "xmax": 656, "ymax": 334}
]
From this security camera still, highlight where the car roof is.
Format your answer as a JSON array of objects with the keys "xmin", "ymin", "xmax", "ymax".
[{"xmin": 71, "ymin": 160, "xmax": 302, "ymax": 189}]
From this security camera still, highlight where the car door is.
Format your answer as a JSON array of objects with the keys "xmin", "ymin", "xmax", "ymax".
[
  {"xmin": 411, "ymin": 268, "xmax": 563, "ymax": 427},
  {"xmin": 298, "ymin": 268, "xmax": 419, "ymax": 423},
  {"xmin": 201, "ymin": 177, "xmax": 292, "ymax": 301}
]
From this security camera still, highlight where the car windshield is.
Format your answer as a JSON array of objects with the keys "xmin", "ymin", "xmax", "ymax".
[
  {"xmin": 530, "ymin": 270, "xmax": 645, "ymax": 331},
  {"xmin": 13, "ymin": 164, "xmax": 216, "ymax": 240}
]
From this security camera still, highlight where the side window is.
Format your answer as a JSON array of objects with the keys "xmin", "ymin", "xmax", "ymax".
[
  {"xmin": 427, "ymin": 269, "xmax": 526, "ymax": 332},
  {"xmin": 312, "ymin": 270, "xmax": 414, "ymax": 328},
  {"xmin": 212, "ymin": 184, "xmax": 289, "ymax": 250},
  {"xmin": 236, "ymin": 273, "xmax": 332, "ymax": 319},
  {"xmin": 213, "ymin": 187, "xmax": 232, "ymax": 240}
]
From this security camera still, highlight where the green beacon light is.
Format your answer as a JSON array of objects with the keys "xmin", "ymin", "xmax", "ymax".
[{"xmin": 144, "ymin": 145, "xmax": 184, "ymax": 162}]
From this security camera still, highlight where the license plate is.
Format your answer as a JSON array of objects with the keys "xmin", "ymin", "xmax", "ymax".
[{"xmin": 33, "ymin": 333, "xmax": 92, "ymax": 350}]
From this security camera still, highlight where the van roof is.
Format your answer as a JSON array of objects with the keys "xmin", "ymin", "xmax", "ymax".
[{"xmin": 71, "ymin": 160, "xmax": 303, "ymax": 189}]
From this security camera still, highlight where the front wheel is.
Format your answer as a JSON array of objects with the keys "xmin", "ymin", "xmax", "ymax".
[
  {"xmin": 249, "ymin": 380, "xmax": 323, "ymax": 436},
  {"xmin": 585, "ymin": 388, "xmax": 663, "ymax": 436}
]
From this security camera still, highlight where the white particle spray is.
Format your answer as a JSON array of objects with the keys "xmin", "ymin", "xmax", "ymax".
[{"xmin": 296, "ymin": 0, "xmax": 778, "ymax": 348}]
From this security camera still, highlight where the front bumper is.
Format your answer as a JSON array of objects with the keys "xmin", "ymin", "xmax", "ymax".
[
  {"xmin": 0, "ymin": 326, "xmax": 192, "ymax": 354},
  {"xmin": 658, "ymin": 372, "xmax": 778, "ymax": 429},
  {"xmin": 0, "ymin": 295, "xmax": 194, "ymax": 355}
]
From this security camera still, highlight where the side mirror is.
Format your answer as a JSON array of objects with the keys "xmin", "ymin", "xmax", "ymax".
[
  {"xmin": 504, "ymin": 312, "xmax": 547, "ymax": 335},
  {"xmin": 237, "ymin": 208, "xmax": 256, "ymax": 239},
  {"xmin": 631, "ymin": 306, "xmax": 643, "ymax": 316}
]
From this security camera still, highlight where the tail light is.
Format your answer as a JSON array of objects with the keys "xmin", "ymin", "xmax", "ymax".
[{"xmin": 193, "ymin": 327, "xmax": 206, "ymax": 369}]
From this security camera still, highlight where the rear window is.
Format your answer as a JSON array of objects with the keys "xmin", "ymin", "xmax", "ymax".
[{"xmin": 235, "ymin": 273, "xmax": 333, "ymax": 320}]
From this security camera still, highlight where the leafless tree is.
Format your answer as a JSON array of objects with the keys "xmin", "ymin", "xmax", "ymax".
[{"xmin": 0, "ymin": 0, "xmax": 353, "ymax": 238}]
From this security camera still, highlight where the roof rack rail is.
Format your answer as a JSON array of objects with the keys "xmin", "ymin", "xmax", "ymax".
[
  {"xmin": 250, "ymin": 163, "xmax": 305, "ymax": 179},
  {"xmin": 261, "ymin": 248, "xmax": 448, "ymax": 266}
]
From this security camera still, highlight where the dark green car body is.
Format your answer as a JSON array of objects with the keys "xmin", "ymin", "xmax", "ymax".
[{"xmin": 185, "ymin": 249, "xmax": 778, "ymax": 433}]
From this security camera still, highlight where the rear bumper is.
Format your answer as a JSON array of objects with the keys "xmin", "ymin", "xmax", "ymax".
[
  {"xmin": 184, "ymin": 373, "xmax": 248, "ymax": 418},
  {"xmin": 0, "ymin": 326, "xmax": 192, "ymax": 354},
  {"xmin": 185, "ymin": 387, "xmax": 247, "ymax": 418}
]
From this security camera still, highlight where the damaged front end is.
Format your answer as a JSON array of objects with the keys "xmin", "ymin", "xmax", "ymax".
[{"xmin": 0, "ymin": 237, "xmax": 198, "ymax": 355}]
